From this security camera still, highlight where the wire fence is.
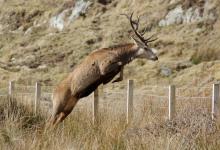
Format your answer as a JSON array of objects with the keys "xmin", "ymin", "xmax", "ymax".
[{"xmin": 0, "ymin": 80, "xmax": 219, "ymax": 123}]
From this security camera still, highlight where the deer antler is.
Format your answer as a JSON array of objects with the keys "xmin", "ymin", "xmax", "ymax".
[{"xmin": 121, "ymin": 12, "xmax": 157, "ymax": 46}]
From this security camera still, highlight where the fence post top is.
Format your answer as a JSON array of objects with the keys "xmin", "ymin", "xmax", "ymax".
[
  {"xmin": 213, "ymin": 83, "xmax": 220, "ymax": 85},
  {"xmin": 128, "ymin": 79, "xmax": 134, "ymax": 83},
  {"xmin": 169, "ymin": 85, "xmax": 175, "ymax": 88},
  {"xmin": 36, "ymin": 82, "xmax": 41, "ymax": 85}
]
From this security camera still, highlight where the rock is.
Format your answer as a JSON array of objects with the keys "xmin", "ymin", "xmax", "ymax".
[
  {"xmin": 37, "ymin": 64, "xmax": 48, "ymax": 71},
  {"xmin": 183, "ymin": 7, "xmax": 203, "ymax": 23},
  {"xmin": 24, "ymin": 27, "xmax": 33, "ymax": 35},
  {"xmin": 49, "ymin": 0, "xmax": 91, "ymax": 31},
  {"xmin": 160, "ymin": 66, "xmax": 172, "ymax": 77},
  {"xmin": 159, "ymin": 1, "xmax": 217, "ymax": 27},
  {"xmin": 50, "ymin": 10, "xmax": 67, "ymax": 31},
  {"xmin": 159, "ymin": 5, "xmax": 183, "ymax": 26},
  {"xmin": 38, "ymin": 64, "xmax": 47, "ymax": 69}
]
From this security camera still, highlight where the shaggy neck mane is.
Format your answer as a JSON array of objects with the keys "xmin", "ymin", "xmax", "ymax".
[{"xmin": 102, "ymin": 43, "xmax": 135, "ymax": 51}]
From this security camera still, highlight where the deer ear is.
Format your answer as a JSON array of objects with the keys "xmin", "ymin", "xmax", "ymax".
[{"xmin": 131, "ymin": 36, "xmax": 144, "ymax": 47}]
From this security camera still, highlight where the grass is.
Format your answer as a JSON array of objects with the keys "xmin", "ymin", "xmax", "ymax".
[
  {"xmin": 1, "ymin": 0, "xmax": 220, "ymax": 148},
  {"xmin": 1, "ymin": 0, "xmax": 220, "ymax": 87},
  {"xmin": 191, "ymin": 48, "xmax": 220, "ymax": 65},
  {"xmin": 1, "ymin": 93, "xmax": 220, "ymax": 150}
]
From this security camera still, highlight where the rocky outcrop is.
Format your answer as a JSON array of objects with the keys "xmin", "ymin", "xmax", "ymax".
[
  {"xmin": 159, "ymin": 1, "xmax": 217, "ymax": 26},
  {"xmin": 49, "ymin": 0, "xmax": 91, "ymax": 31}
]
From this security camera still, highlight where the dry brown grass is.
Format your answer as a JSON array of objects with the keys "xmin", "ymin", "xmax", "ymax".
[
  {"xmin": 1, "ymin": 93, "xmax": 220, "ymax": 150},
  {"xmin": 1, "ymin": 0, "xmax": 220, "ymax": 148},
  {"xmin": 1, "ymin": 0, "xmax": 220, "ymax": 87},
  {"xmin": 191, "ymin": 47, "xmax": 220, "ymax": 65}
]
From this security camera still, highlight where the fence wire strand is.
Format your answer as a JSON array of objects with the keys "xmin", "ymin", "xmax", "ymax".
[{"xmin": 0, "ymin": 82, "xmax": 216, "ymax": 120}]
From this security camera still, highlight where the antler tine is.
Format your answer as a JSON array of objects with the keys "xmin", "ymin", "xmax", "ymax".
[
  {"xmin": 121, "ymin": 13, "xmax": 138, "ymax": 30},
  {"xmin": 144, "ymin": 34, "xmax": 157, "ymax": 43},
  {"xmin": 129, "ymin": 12, "xmax": 135, "ymax": 25},
  {"xmin": 146, "ymin": 38, "xmax": 158, "ymax": 43},
  {"xmin": 122, "ymin": 12, "xmax": 157, "ymax": 45},
  {"xmin": 120, "ymin": 13, "xmax": 130, "ymax": 20},
  {"xmin": 129, "ymin": 13, "xmax": 146, "ymax": 43},
  {"xmin": 140, "ymin": 27, "xmax": 148, "ymax": 36},
  {"xmin": 134, "ymin": 15, "xmax": 140, "ymax": 30}
]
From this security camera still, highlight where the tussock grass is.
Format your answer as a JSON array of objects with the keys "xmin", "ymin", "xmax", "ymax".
[
  {"xmin": 191, "ymin": 48, "xmax": 220, "ymax": 64},
  {"xmin": 1, "ymin": 95, "xmax": 220, "ymax": 150}
]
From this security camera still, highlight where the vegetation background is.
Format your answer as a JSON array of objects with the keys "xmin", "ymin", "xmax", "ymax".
[
  {"xmin": 0, "ymin": 0, "xmax": 220, "ymax": 87},
  {"xmin": 0, "ymin": 0, "xmax": 220, "ymax": 149}
]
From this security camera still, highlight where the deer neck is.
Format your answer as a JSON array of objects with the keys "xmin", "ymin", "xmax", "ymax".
[{"xmin": 116, "ymin": 44, "xmax": 139, "ymax": 65}]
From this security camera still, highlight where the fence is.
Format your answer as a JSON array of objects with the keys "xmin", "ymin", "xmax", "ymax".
[{"xmin": 0, "ymin": 80, "xmax": 220, "ymax": 123}]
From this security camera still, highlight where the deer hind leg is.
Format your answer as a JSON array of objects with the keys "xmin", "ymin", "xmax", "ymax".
[{"xmin": 50, "ymin": 96, "xmax": 78, "ymax": 126}]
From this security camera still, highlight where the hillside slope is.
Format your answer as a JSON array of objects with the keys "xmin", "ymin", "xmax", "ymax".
[{"xmin": 0, "ymin": 0, "xmax": 220, "ymax": 87}]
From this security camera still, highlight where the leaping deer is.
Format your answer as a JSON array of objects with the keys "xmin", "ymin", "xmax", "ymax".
[{"xmin": 50, "ymin": 13, "xmax": 158, "ymax": 126}]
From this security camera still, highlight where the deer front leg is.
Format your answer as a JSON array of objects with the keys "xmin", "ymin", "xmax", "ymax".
[
  {"xmin": 100, "ymin": 61, "xmax": 123, "ymax": 75},
  {"xmin": 112, "ymin": 66, "xmax": 124, "ymax": 83},
  {"xmin": 100, "ymin": 61, "xmax": 123, "ymax": 85}
]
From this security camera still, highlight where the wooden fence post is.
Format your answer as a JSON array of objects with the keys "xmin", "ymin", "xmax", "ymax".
[
  {"xmin": 127, "ymin": 80, "xmax": 134, "ymax": 124},
  {"xmin": 35, "ymin": 82, "xmax": 41, "ymax": 114},
  {"xmin": 7, "ymin": 81, "xmax": 15, "ymax": 117},
  {"xmin": 169, "ymin": 85, "xmax": 176, "ymax": 120},
  {"xmin": 212, "ymin": 83, "xmax": 220, "ymax": 120},
  {"xmin": 93, "ymin": 88, "xmax": 99, "ymax": 124},
  {"xmin": 8, "ymin": 81, "xmax": 15, "ymax": 96}
]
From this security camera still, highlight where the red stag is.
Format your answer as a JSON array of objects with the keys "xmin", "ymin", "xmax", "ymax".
[{"xmin": 50, "ymin": 13, "xmax": 158, "ymax": 125}]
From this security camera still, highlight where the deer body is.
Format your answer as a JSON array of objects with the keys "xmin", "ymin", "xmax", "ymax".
[
  {"xmin": 70, "ymin": 44, "xmax": 138, "ymax": 97},
  {"xmin": 50, "ymin": 13, "xmax": 158, "ymax": 126}
]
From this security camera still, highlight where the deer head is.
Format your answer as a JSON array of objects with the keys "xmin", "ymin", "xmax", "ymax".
[{"xmin": 122, "ymin": 12, "xmax": 158, "ymax": 61}]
